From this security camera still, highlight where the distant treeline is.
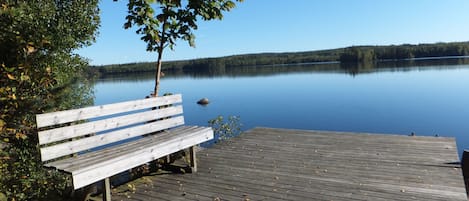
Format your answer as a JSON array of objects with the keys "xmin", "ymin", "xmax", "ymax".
[
  {"xmin": 97, "ymin": 57, "xmax": 469, "ymax": 80},
  {"xmin": 339, "ymin": 42, "xmax": 469, "ymax": 63},
  {"xmin": 89, "ymin": 41, "xmax": 469, "ymax": 76},
  {"xmin": 88, "ymin": 49, "xmax": 341, "ymax": 76}
]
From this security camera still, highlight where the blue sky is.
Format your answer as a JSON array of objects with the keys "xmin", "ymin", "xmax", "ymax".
[{"xmin": 77, "ymin": 0, "xmax": 469, "ymax": 65}]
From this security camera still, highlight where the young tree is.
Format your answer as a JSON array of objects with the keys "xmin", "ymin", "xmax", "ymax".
[{"xmin": 123, "ymin": 0, "xmax": 243, "ymax": 96}]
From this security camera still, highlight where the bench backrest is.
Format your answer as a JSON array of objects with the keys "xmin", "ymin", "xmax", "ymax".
[{"xmin": 36, "ymin": 94, "xmax": 184, "ymax": 162}]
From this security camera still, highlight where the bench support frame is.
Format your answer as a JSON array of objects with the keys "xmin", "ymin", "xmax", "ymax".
[
  {"xmin": 190, "ymin": 145, "xmax": 197, "ymax": 173},
  {"xmin": 103, "ymin": 178, "xmax": 111, "ymax": 201}
]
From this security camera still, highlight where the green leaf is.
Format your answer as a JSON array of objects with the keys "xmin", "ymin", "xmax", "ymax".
[{"xmin": 20, "ymin": 74, "xmax": 30, "ymax": 81}]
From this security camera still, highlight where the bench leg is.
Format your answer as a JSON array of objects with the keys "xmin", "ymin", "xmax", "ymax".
[
  {"xmin": 165, "ymin": 155, "xmax": 171, "ymax": 164},
  {"xmin": 103, "ymin": 178, "xmax": 111, "ymax": 201},
  {"xmin": 189, "ymin": 146, "xmax": 197, "ymax": 173}
]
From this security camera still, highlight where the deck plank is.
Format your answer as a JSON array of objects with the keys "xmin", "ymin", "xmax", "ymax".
[{"xmin": 112, "ymin": 127, "xmax": 467, "ymax": 201}]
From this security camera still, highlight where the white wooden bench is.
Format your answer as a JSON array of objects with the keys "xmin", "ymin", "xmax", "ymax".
[{"xmin": 35, "ymin": 94, "xmax": 213, "ymax": 200}]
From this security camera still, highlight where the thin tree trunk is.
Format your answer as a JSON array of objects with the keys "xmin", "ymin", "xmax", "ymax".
[{"xmin": 153, "ymin": 47, "xmax": 163, "ymax": 97}]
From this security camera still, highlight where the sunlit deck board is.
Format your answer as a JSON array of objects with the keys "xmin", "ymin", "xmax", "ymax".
[{"xmin": 112, "ymin": 127, "xmax": 467, "ymax": 201}]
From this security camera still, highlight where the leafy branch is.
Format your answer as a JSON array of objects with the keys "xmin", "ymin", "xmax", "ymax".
[
  {"xmin": 208, "ymin": 115, "xmax": 242, "ymax": 142},
  {"xmin": 122, "ymin": 0, "xmax": 243, "ymax": 96}
]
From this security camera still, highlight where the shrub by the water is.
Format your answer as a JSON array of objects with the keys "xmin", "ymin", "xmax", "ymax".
[
  {"xmin": 0, "ymin": 1, "xmax": 99, "ymax": 200},
  {"xmin": 208, "ymin": 115, "xmax": 242, "ymax": 142}
]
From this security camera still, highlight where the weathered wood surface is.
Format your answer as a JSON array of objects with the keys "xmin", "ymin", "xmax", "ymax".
[
  {"xmin": 38, "ymin": 105, "xmax": 183, "ymax": 145},
  {"xmin": 38, "ymin": 94, "xmax": 184, "ymax": 161},
  {"xmin": 66, "ymin": 126, "xmax": 213, "ymax": 188},
  {"xmin": 36, "ymin": 94, "xmax": 182, "ymax": 128},
  {"xmin": 112, "ymin": 127, "xmax": 467, "ymax": 201},
  {"xmin": 47, "ymin": 126, "xmax": 213, "ymax": 189},
  {"xmin": 40, "ymin": 116, "xmax": 185, "ymax": 161},
  {"xmin": 37, "ymin": 94, "xmax": 214, "ymax": 192}
]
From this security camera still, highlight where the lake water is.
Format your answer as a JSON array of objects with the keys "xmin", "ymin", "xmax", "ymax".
[{"xmin": 93, "ymin": 60, "xmax": 469, "ymax": 156}]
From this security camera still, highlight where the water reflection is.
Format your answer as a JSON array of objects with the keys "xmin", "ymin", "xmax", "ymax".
[
  {"xmin": 340, "ymin": 57, "xmax": 469, "ymax": 76},
  {"xmin": 97, "ymin": 57, "xmax": 469, "ymax": 81}
]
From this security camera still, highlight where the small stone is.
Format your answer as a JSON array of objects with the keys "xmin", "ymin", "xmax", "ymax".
[{"xmin": 197, "ymin": 98, "xmax": 210, "ymax": 105}]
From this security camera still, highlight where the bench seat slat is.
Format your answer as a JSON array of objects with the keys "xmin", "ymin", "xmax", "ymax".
[
  {"xmin": 40, "ymin": 116, "xmax": 185, "ymax": 161},
  {"xmin": 38, "ymin": 105, "xmax": 183, "ymax": 145},
  {"xmin": 36, "ymin": 94, "xmax": 182, "ymax": 128},
  {"xmin": 62, "ymin": 126, "xmax": 208, "ymax": 173},
  {"xmin": 44, "ymin": 126, "xmax": 214, "ymax": 189},
  {"xmin": 45, "ymin": 126, "xmax": 201, "ymax": 170}
]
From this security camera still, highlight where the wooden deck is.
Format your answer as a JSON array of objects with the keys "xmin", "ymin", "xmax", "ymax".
[{"xmin": 112, "ymin": 127, "xmax": 467, "ymax": 201}]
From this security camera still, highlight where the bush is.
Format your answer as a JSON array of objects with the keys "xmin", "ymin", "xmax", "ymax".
[
  {"xmin": 208, "ymin": 115, "xmax": 242, "ymax": 142},
  {"xmin": 0, "ymin": 140, "xmax": 72, "ymax": 200},
  {"xmin": 0, "ymin": 1, "xmax": 99, "ymax": 200}
]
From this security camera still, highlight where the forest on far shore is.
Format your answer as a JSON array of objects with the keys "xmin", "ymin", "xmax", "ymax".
[{"xmin": 89, "ymin": 41, "xmax": 469, "ymax": 76}]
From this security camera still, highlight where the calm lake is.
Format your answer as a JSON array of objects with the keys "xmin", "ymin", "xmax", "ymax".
[{"xmin": 93, "ymin": 59, "xmax": 469, "ymax": 156}]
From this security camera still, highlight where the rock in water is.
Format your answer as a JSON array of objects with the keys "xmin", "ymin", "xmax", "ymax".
[{"xmin": 197, "ymin": 98, "xmax": 209, "ymax": 105}]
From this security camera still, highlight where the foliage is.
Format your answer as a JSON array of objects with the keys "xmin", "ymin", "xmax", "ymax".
[
  {"xmin": 340, "ymin": 48, "xmax": 375, "ymax": 63},
  {"xmin": 124, "ymin": 0, "xmax": 243, "ymax": 52},
  {"xmin": 122, "ymin": 0, "xmax": 243, "ymax": 95},
  {"xmin": 0, "ymin": 0, "xmax": 99, "ymax": 200},
  {"xmin": 208, "ymin": 115, "xmax": 242, "ymax": 142}
]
